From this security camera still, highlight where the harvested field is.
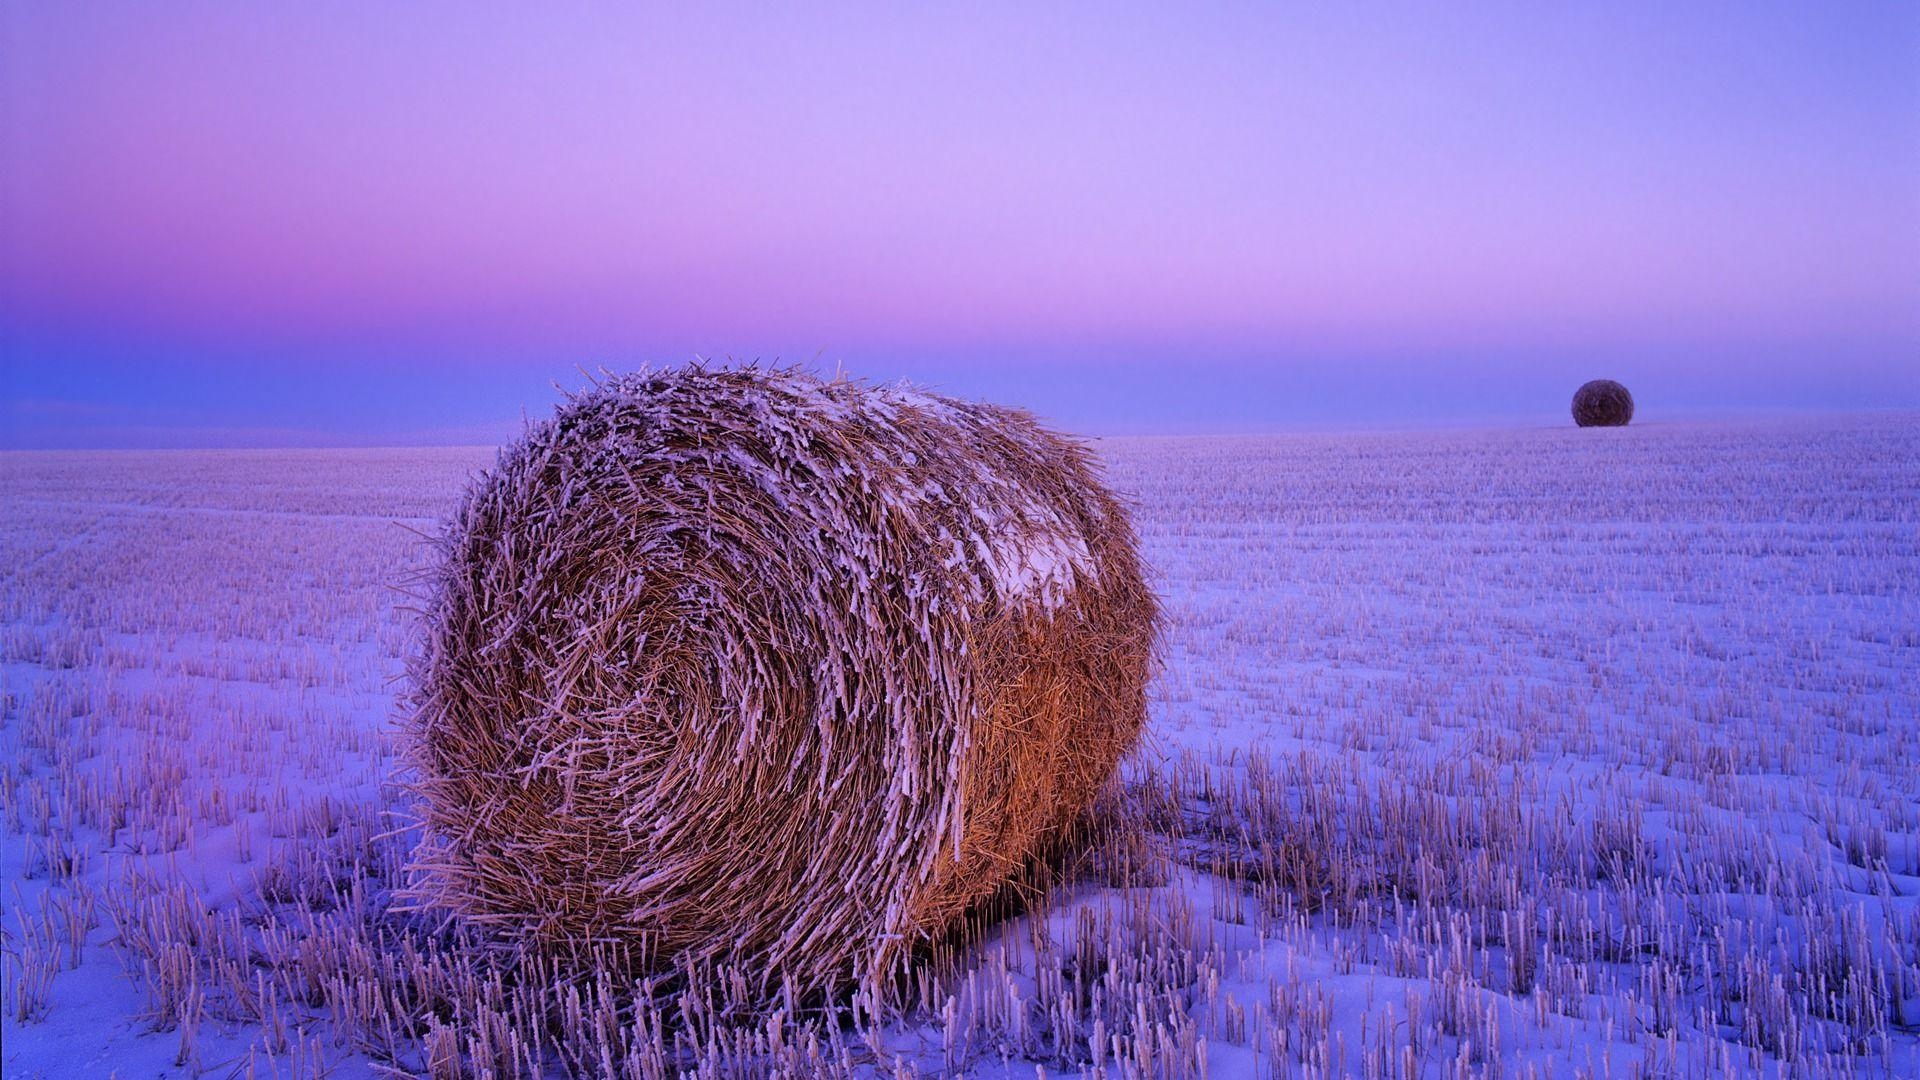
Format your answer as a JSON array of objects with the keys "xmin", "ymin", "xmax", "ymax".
[{"xmin": 3, "ymin": 414, "xmax": 1917, "ymax": 1077}]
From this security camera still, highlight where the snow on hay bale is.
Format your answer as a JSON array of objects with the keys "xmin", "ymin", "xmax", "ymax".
[
  {"xmin": 1571, "ymin": 379, "xmax": 1634, "ymax": 427},
  {"xmin": 404, "ymin": 365, "xmax": 1157, "ymax": 995}
]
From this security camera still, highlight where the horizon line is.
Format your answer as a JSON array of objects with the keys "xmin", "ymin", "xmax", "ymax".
[{"xmin": 5, "ymin": 403, "xmax": 1915, "ymax": 454}]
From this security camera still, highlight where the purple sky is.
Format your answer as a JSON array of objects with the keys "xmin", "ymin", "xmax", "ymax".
[{"xmin": 3, "ymin": 3, "xmax": 1917, "ymax": 447}]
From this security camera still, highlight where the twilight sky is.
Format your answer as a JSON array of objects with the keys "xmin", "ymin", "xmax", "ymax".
[{"xmin": 3, "ymin": 3, "xmax": 1917, "ymax": 447}]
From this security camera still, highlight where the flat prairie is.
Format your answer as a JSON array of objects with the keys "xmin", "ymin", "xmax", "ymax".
[{"xmin": 3, "ymin": 415, "xmax": 1916, "ymax": 1077}]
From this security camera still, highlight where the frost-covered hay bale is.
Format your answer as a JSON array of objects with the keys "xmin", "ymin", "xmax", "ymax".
[
  {"xmin": 406, "ymin": 366, "xmax": 1156, "ymax": 994},
  {"xmin": 1572, "ymin": 379, "xmax": 1634, "ymax": 427}
]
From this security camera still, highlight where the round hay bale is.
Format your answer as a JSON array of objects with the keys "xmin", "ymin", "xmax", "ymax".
[
  {"xmin": 405, "ymin": 366, "xmax": 1157, "ymax": 995},
  {"xmin": 1571, "ymin": 379, "xmax": 1634, "ymax": 427}
]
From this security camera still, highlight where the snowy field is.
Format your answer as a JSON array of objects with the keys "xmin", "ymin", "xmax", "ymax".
[{"xmin": 3, "ymin": 414, "xmax": 1916, "ymax": 1077}]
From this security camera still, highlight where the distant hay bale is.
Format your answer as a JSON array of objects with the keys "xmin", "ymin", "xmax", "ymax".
[
  {"xmin": 404, "ymin": 366, "xmax": 1157, "ymax": 996},
  {"xmin": 1572, "ymin": 379, "xmax": 1634, "ymax": 427}
]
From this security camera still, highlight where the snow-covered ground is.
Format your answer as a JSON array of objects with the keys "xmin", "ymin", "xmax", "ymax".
[{"xmin": 3, "ymin": 415, "xmax": 1916, "ymax": 1077}]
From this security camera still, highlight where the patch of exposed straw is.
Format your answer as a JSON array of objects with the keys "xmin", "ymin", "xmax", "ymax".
[{"xmin": 403, "ymin": 365, "xmax": 1157, "ymax": 998}]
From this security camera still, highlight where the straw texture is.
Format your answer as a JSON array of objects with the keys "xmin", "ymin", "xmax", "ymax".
[{"xmin": 404, "ymin": 366, "xmax": 1157, "ymax": 996}]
